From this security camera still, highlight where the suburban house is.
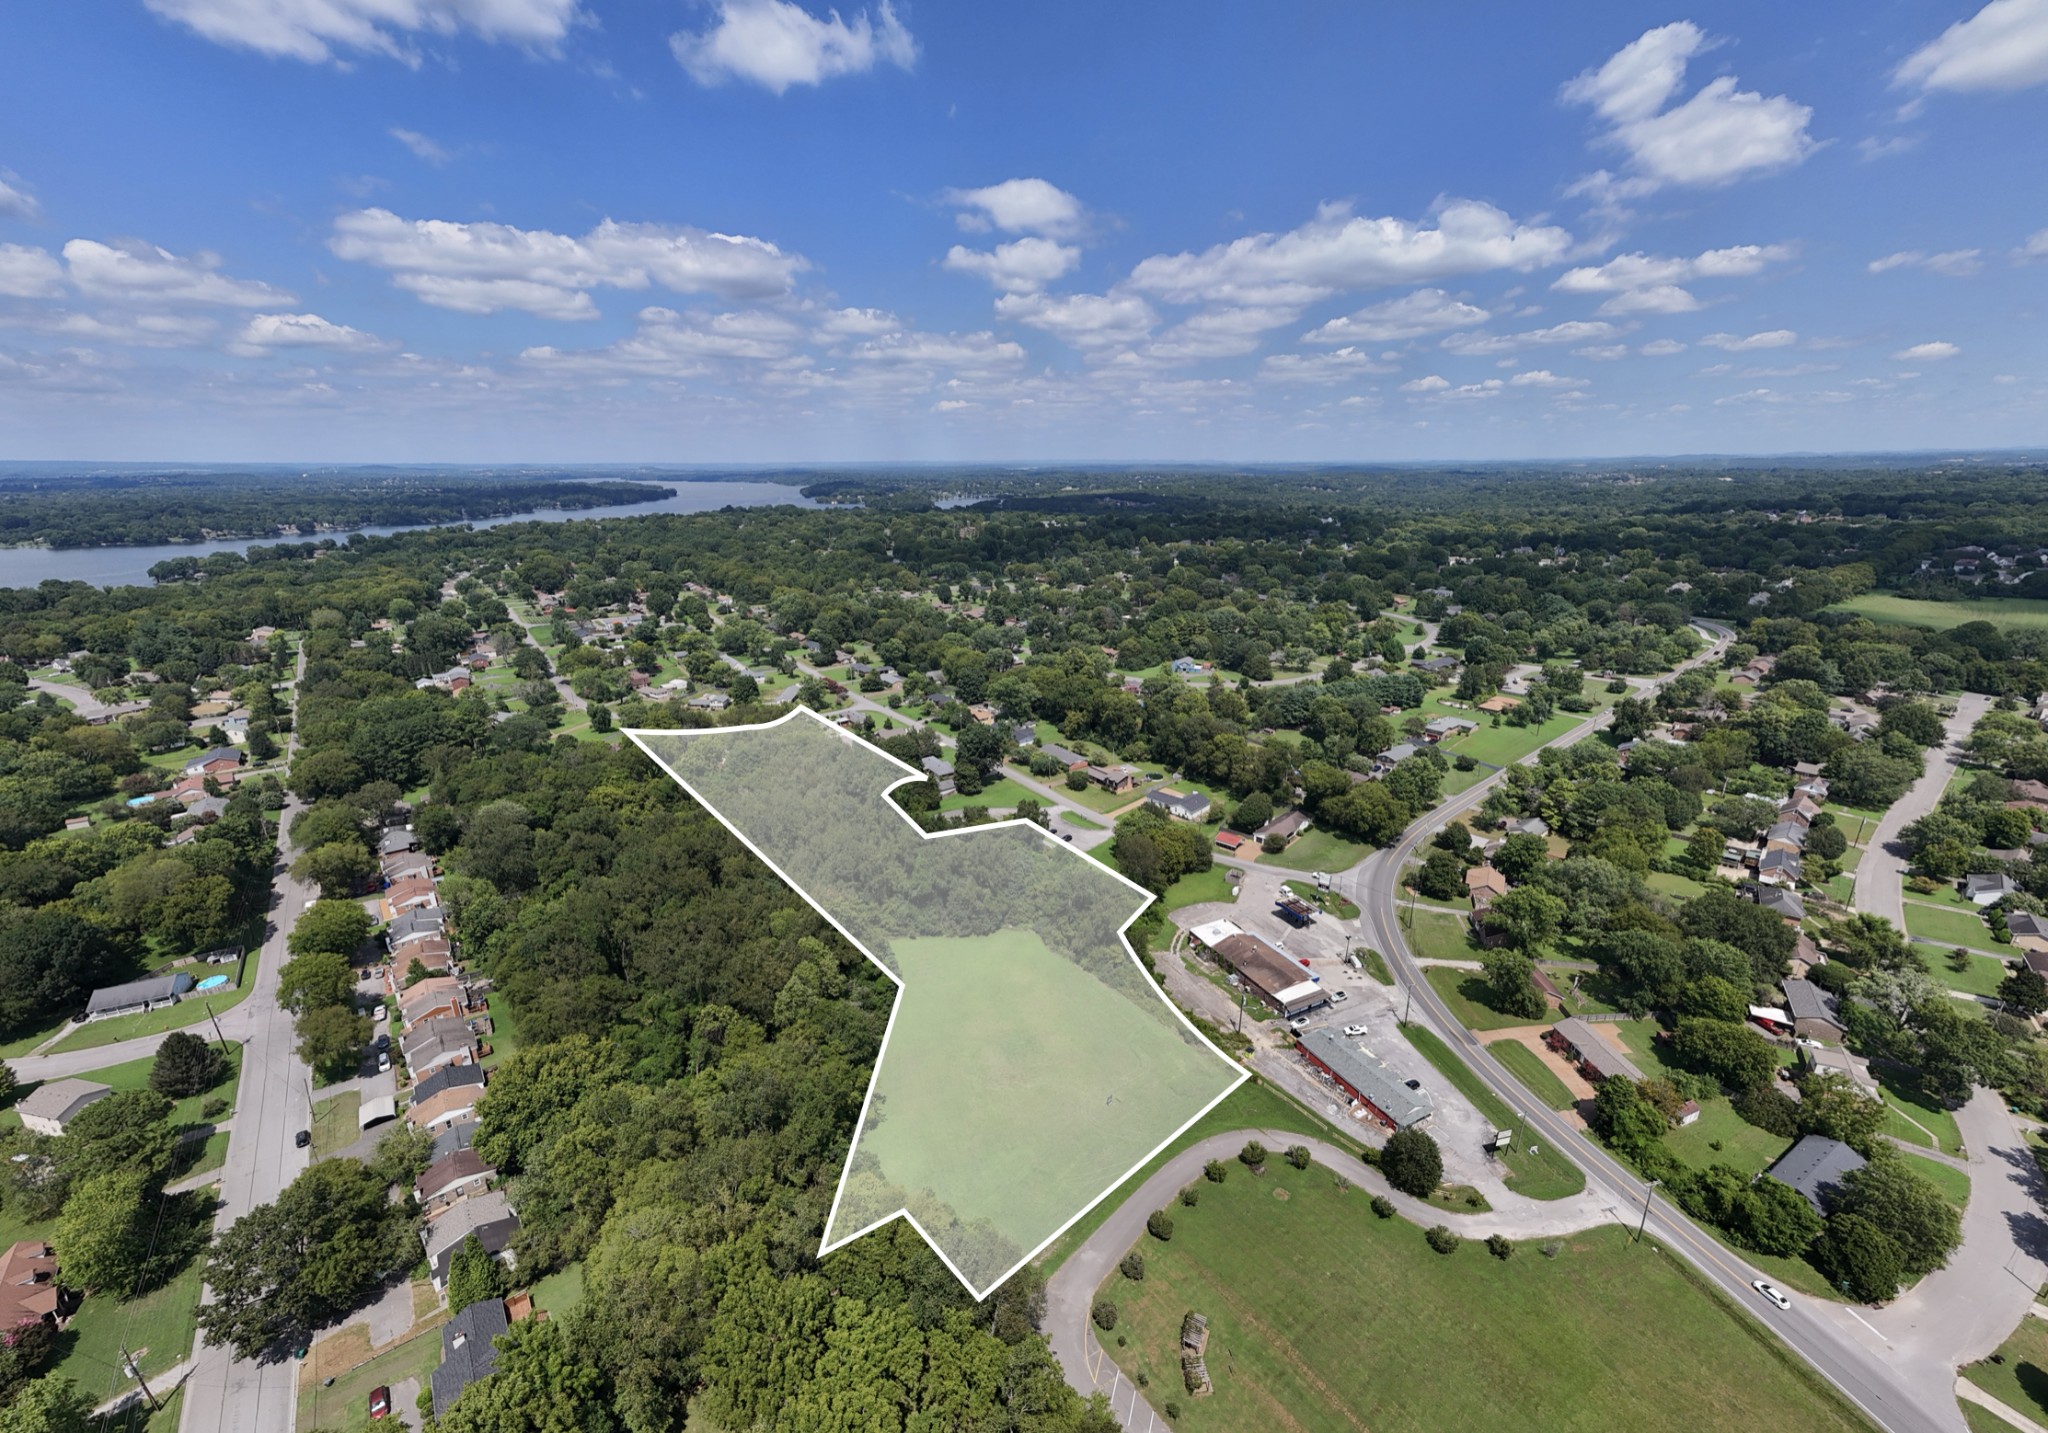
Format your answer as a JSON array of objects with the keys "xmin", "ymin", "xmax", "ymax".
[
  {"xmin": 401, "ymin": 977, "xmax": 470, "ymax": 1030},
  {"xmin": 402, "ymin": 1015, "xmax": 479, "ymax": 1081},
  {"xmin": 1423, "ymin": 716, "xmax": 1476, "ymax": 742},
  {"xmin": 2005, "ymin": 910, "xmax": 2048, "ymax": 953},
  {"xmin": 1170, "ymin": 657, "xmax": 1209, "ymax": 676},
  {"xmin": 1415, "ymin": 656, "xmax": 1461, "ymax": 678},
  {"xmin": 1087, "ymin": 764, "xmax": 1144, "ymax": 794},
  {"xmin": 423, "ymin": 1190, "xmax": 521, "ymax": 1291},
  {"xmin": 920, "ymin": 755, "xmax": 956, "ymax": 795},
  {"xmin": 408, "ymin": 1081, "xmax": 486, "ymax": 1132},
  {"xmin": 0, "ymin": 1242, "xmax": 69, "ymax": 1329},
  {"xmin": 416, "ymin": 1149, "xmax": 496, "ymax": 1214},
  {"xmin": 430, "ymin": 1119, "xmax": 479, "ymax": 1163},
  {"xmin": 182, "ymin": 747, "xmax": 244, "ymax": 778},
  {"xmin": 382, "ymin": 853, "xmax": 435, "ymax": 883},
  {"xmin": 389, "ymin": 936, "xmax": 455, "ymax": 987},
  {"xmin": 1767, "ymin": 1134, "xmax": 1867, "ymax": 1215},
  {"xmin": 1754, "ymin": 887, "xmax": 1806, "ymax": 923},
  {"xmin": 1504, "ymin": 816, "xmax": 1550, "ymax": 838},
  {"xmin": 432, "ymin": 1297, "xmax": 510, "ymax": 1418},
  {"xmin": 1038, "ymin": 743, "xmax": 1089, "ymax": 771},
  {"xmin": 1782, "ymin": 978, "xmax": 1846, "ymax": 1043},
  {"xmin": 415, "ymin": 667, "xmax": 472, "ymax": 693},
  {"xmin": 1295, "ymin": 1028, "xmax": 1434, "ymax": 1130},
  {"xmin": 1802, "ymin": 1044, "xmax": 1882, "ymax": 1097},
  {"xmin": 687, "ymin": 691, "xmax": 730, "ymax": 711},
  {"xmin": 1147, "ymin": 789, "xmax": 1211, "ymax": 822},
  {"xmin": 1254, "ymin": 809, "xmax": 1310, "ymax": 846},
  {"xmin": 385, "ymin": 874, "xmax": 439, "ymax": 915},
  {"xmin": 1191, "ymin": 921, "xmax": 1324, "ymax": 1017},
  {"xmin": 1965, "ymin": 873, "xmax": 2016, "ymax": 907},
  {"xmin": 1757, "ymin": 848, "xmax": 1802, "ymax": 887},
  {"xmin": 84, "ymin": 971, "xmax": 194, "ymax": 1022},
  {"xmin": 17, "ymin": 1080, "xmax": 112, "ymax": 1137},
  {"xmin": 1764, "ymin": 821, "xmax": 1807, "ymax": 852},
  {"xmin": 1464, "ymin": 865, "xmax": 1509, "ymax": 904},
  {"xmin": 1477, "ymin": 695, "xmax": 1517, "ymax": 714},
  {"xmin": 387, "ymin": 907, "xmax": 448, "ymax": 949},
  {"xmin": 1545, "ymin": 1017, "xmax": 1644, "ymax": 1085},
  {"xmin": 379, "ymin": 826, "xmax": 421, "ymax": 857}
]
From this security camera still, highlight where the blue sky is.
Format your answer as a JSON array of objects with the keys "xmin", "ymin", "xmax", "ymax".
[{"xmin": 1, "ymin": 0, "xmax": 2044, "ymax": 462}]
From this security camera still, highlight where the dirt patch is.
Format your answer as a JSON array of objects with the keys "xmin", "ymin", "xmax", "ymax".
[
  {"xmin": 306, "ymin": 1324, "xmax": 372, "ymax": 1384},
  {"xmin": 1479, "ymin": 1025, "xmax": 1599, "ymax": 1104},
  {"xmin": 1272, "ymin": 1187, "xmax": 1290, "ymax": 1201}
]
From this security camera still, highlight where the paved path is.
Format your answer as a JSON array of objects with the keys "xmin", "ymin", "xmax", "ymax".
[
  {"xmin": 27, "ymin": 676, "xmax": 147, "ymax": 721},
  {"xmin": 1956, "ymin": 1379, "xmax": 2048, "ymax": 1433},
  {"xmin": 1042, "ymin": 1128, "xmax": 1616, "ymax": 1427},
  {"xmin": 1854, "ymin": 694, "xmax": 1992, "ymax": 931},
  {"xmin": 1868, "ymin": 1090, "xmax": 2047, "ymax": 1371}
]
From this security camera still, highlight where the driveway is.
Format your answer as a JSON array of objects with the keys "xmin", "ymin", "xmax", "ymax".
[{"xmin": 1853, "ymin": 694, "xmax": 1992, "ymax": 931}]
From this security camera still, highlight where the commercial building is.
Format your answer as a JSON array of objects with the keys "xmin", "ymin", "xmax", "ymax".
[
  {"xmin": 1544, "ymin": 1018, "xmax": 1644, "ymax": 1085},
  {"xmin": 1296, "ymin": 1028, "xmax": 1433, "ymax": 1130}
]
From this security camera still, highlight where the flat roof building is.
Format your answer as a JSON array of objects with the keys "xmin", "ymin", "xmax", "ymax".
[
  {"xmin": 1296, "ymin": 1028, "xmax": 1433, "ymax": 1130},
  {"xmin": 1545, "ymin": 1018, "xmax": 1644, "ymax": 1085},
  {"xmin": 1210, "ymin": 932, "xmax": 1324, "ymax": 1016}
]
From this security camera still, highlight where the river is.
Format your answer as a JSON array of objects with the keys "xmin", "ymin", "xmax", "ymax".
[{"xmin": 0, "ymin": 479, "xmax": 828, "ymax": 589}]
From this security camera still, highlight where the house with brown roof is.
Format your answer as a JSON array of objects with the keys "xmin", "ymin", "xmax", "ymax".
[
  {"xmin": 407, "ymin": 1081, "xmax": 485, "ymax": 1132},
  {"xmin": 385, "ymin": 874, "xmax": 439, "ymax": 915},
  {"xmin": 1464, "ymin": 865, "xmax": 1509, "ymax": 903},
  {"xmin": 415, "ymin": 1150, "xmax": 496, "ymax": 1213},
  {"xmin": 0, "ymin": 1242, "xmax": 68, "ymax": 1328}
]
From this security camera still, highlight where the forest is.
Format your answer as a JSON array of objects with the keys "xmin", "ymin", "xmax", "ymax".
[{"xmin": 0, "ymin": 469, "xmax": 676, "ymax": 548}]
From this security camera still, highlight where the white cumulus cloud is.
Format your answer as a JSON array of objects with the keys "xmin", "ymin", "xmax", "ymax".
[
  {"xmin": 2015, "ymin": 229, "xmax": 2048, "ymax": 261},
  {"xmin": 1641, "ymin": 338, "xmax": 1688, "ymax": 355},
  {"xmin": 1867, "ymin": 249, "xmax": 1982, "ymax": 276},
  {"xmin": 1893, "ymin": 340, "xmax": 1960, "ymax": 360},
  {"xmin": 231, "ymin": 311, "xmax": 391, "ymax": 356},
  {"xmin": 672, "ymin": 0, "xmax": 915, "ymax": 93},
  {"xmin": 1441, "ymin": 319, "xmax": 1617, "ymax": 356},
  {"xmin": 64, "ymin": 238, "xmax": 293, "ymax": 306},
  {"xmin": 524, "ymin": 306, "xmax": 806, "ymax": 373},
  {"xmin": 1400, "ymin": 374, "xmax": 1451, "ymax": 393},
  {"xmin": 943, "ymin": 179, "xmax": 1086, "ymax": 238},
  {"xmin": 1260, "ymin": 347, "xmax": 1395, "ymax": 384},
  {"xmin": 942, "ymin": 237, "xmax": 1080, "ymax": 294},
  {"xmin": 0, "ymin": 244, "xmax": 65, "ymax": 299},
  {"xmin": 143, "ymin": 0, "xmax": 583, "ymax": 63},
  {"xmin": 1698, "ymin": 328, "xmax": 1797, "ymax": 351},
  {"xmin": 1564, "ymin": 22, "xmax": 1815, "ymax": 191},
  {"xmin": 1302, "ymin": 288, "xmax": 1488, "ymax": 344},
  {"xmin": 1508, "ymin": 369, "xmax": 1587, "ymax": 388},
  {"xmin": 0, "ymin": 174, "xmax": 40, "ymax": 221},
  {"xmin": 1127, "ymin": 200, "xmax": 1573, "ymax": 309},
  {"xmin": 1552, "ymin": 243, "xmax": 1791, "ymax": 315},
  {"xmin": 1898, "ymin": 0, "xmax": 2048, "ymax": 93},
  {"xmin": 328, "ymin": 208, "xmax": 806, "ymax": 319},
  {"xmin": 993, "ymin": 291, "xmax": 1156, "ymax": 351}
]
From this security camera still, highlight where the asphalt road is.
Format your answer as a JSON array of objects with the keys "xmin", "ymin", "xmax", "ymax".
[{"xmin": 1852, "ymin": 693, "xmax": 1993, "ymax": 931}]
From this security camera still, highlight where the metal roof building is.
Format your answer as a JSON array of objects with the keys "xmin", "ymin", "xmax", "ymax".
[{"xmin": 1297, "ymin": 1028, "xmax": 1433, "ymax": 1130}]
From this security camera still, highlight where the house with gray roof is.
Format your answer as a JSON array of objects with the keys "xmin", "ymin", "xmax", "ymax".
[
  {"xmin": 1147, "ymin": 789, "xmax": 1211, "ymax": 822},
  {"xmin": 1756, "ymin": 887, "xmax": 1806, "ymax": 923},
  {"xmin": 387, "ymin": 906, "xmax": 447, "ymax": 948},
  {"xmin": 430, "ymin": 1119, "xmax": 478, "ymax": 1164},
  {"xmin": 431, "ymin": 1297, "xmax": 509, "ymax": 1416},
  {"xmin": 1767, "ymin": 1134, "xmax": 1867, "ymax": 1214},
  {"xmin": 1296, "ymin": 1028, "xmax": 1433, "ymax": 1130},
  {"xmin": 1965, "ymin": 872, "xmax": 2016, "ymax": 906},
  {"xmin": 17, "ymin": 1079, "xmax": 111, "ymax": 1137},
  {"xmin": 921, "ymin": 755, "xmax": 955, "ymax": 795},
  {"xmin": 84, "ymin": 971, "xmax": 193, "ymax": 1021},
  {"xmin": 1782, "ymin": 978, "xmax": 1845, "ymax": 1042},
  {"xmin": 423, "ymin": 1190, "xmax": 520, "ymax": 1289}
]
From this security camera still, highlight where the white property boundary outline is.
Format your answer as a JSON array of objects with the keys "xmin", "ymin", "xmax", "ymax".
[{"xmin": 626, "ymin": 705, "xmax": 1249, "ymax": 1300}]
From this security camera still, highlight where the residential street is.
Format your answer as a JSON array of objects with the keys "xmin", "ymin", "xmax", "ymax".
[{"xmin": 1853, "ymin": 693, "xmax": 1992, "ymax": 930}]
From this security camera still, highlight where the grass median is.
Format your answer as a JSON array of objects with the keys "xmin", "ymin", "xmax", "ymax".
[{"xmin": 1401, "ymin": 1022, "xmax": 1585, "ymax": 1200}]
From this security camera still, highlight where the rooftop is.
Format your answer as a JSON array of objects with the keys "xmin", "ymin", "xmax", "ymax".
[
  {"xmin": 1767, "ymin": 1134, "xmax": 1867, "ymax": 1214},
  {"xmin": 1298, "ymin": 1028, "xmax": 1433, "ymax": 1127}
]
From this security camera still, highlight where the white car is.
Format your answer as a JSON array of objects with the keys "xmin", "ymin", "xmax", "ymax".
[
  {"xmin": 1287, "ymin": 1015, "xmax": 1314, "ymax": 1032},
  {"xmin": 1342, "ymin": 1023, "xmax": 1369, "ymax": 1037},
  {"xmin": 1329, "ymin": 989, "xmax": 1349, "ymax": 1003},
  {"xmin": 1751, "ymin": 1279, "xmax": 1790, "ymax": 1311}
]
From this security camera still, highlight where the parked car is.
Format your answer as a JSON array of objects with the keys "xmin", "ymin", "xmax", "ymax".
[
  {"xmin": 1342, "ymin": 1023, "xmax": 1369, "ymax": 1037},
  {"xmin": 1329, "ymin": 989, "xmax": 1349, "ymax": 1003},
  {"xmin": 1286, "ymin": 1015, "xmax": 1313, "ymax": 1032},
  {"xmin": 369, "ymin": 1385, "xmax": 390, "ymax": 1420},
  {"xmin": 1751, "ymin": 1280, "xmax": 1790, "ymax": 1310},
  {"xmin": 294, "ymin": 1129, "xmax": 311, "ymax": 1149}
]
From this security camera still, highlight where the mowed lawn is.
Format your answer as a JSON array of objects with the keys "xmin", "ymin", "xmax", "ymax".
[
  {"xmin": 1964, "ymin": 1316, "xmax": 2048, "ymax": 1428},
  {"xmin": 1829, "ymin": 593, "xmax": 2048, "ymax": 632},
  {"xmin": 862, "ymin": 928, "xmax": 1237, "ymax": 1268},
  {"xmin": 1490, "ymin": 1039, "xmax": 1578, "ymax": 1110},
  {"xmin": 1098, "ymin": 1170, "xmax": 1876, "ymax": 1433},
  {"xmin": 47, "ymin": 971, "xmax": 257, "ymax": 1053},
  {"xmin": 1664, "ymin": 1098, "xmax": 1793, "ymax": 1178},
  {"xmin": 1902, "ymin": 900, "xmax": 1998, "ymax": 952},
  {"xmin": 1425, "ymin": 965, "xmax": 1533, "ymax": 1032}
]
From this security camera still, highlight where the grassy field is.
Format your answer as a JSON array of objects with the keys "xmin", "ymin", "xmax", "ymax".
[
  {"xmin": 1425, "ymin": 965, "xmax": 1536, "ymax": 1032},
  {"xmin": 298, "ymin": 1325, "xmax": 443, "ymax": 1433},
  {"xmin": 529, "ymin": 1262, "xmax": 586, "ymax": 1317},
  {"xmin": 1664, "ymin": 1098, "xmax": 1793, "ymax": 1178},
  {"xmin": 1097, "ymin": 1169, "xmax": 1876, "ymax": 1433},
  {"xmin": 1490, "ymin": 1039, "xmax": 1579, "ymax": 1110},
  {"xmin": 938, "ymin": 776, "xmax": 1037, "ymax": 813},
  {"xmin": 1964, "ymin": 1317, "xmax": 2048, "ymax": 1429},
  {"xmin": 1256, "ymin": 827, "xmax": 1373, "ymax": 872},
  {"xmin": 1159, "ymin": 866, "xmax": 1237, "ymax": 913},
  {"xmin": 1963, "ymin": 1402, "xmax": 2030, "ymax": 1433},
  {"xmin": 853, "ymin": 927, "xmax": 1238, "ymax": 1287},
  {"xmin": 1282, "ymin": 879, "xmax": 1359, "ymax": 920},
  {"xmin": 1, "ymin": 1045, "xmax": 242, "ymax": 1134},
  {"xmin": 1037, "ymin": 1079, "xmax": 1346, "ymax": 1272},
  {"xmin": 45, "ymin": 974, "xmax": 256, "ymax": 1054},
  {"xmin": 312, "ymin": 1090, "xmax": 362, "ymax": 1159},
  {"xmin": 1878, "ymin": 1072, "xmax": 1966, "ymax": 1156},
  {"xmin": 1404, "ymin": 1024, "xmax": 1586, "ymax": 1200},
  {"xmin": 1362, "ymin": 948, "xmax": 1395, "ymax": 985},
  {"xmin": 1921, "ymin": 946, "xmax": 2011, "ymax": 999},
  {"xmin": 1902, "ymin": 900, "xmax": 1998, "ymax": 952},
  {"xmin": 1830, "ymin": 593, "xmax": 2048, "ymax": 632},
  {"xmin": 56, "ymin": 1255, "xmax": 204, "ymax": 1394},
  {"xmin": 1405, "ymin": 907, "xmax": 1480, "ymax": 965},
  {"xmin": 1900, "ymin": 1152, "xmax": 1972, "ymax": 1210}
]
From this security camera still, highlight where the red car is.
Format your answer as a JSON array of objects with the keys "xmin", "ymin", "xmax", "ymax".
[{"xmin": 369, "ymin": 1386, "xmax": 390, "ymax": 1420}]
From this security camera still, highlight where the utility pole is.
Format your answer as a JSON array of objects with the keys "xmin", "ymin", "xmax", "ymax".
[
  {"xmin": 1634, "ymin": 1179, "xmax": 1661, "ymax": 1245},
  {"xmin": 121, "ymin": 1347, "xmax": 161, "ymax": 1410},
  {"xmin": 1235, "ymin": 989, "xmax": 1246, "ymax": 1034},
  {"xmin": 204, "ymin": 1000, "xmax": 229, "ymax": 1054}
]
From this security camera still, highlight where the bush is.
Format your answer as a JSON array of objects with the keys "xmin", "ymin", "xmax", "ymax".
[
  {"xmin": 1607, "ymin": 678, "xmax": 1629, "ymax": 694},
  {"xmin": 1203, "ymin": 1159, "xmax": 1228, "ymax": 1184},
  {"xmin": 1454, "ymin": 753, "xmax": 1478, "ymax": 771},
  {"xmin": 1239, "ymin": 1140, "xmax": 1268, "ymax": 1170},
  {"xmin": 1092, "ymin": 1299, "xmax": 1118, "ymax": 1331},
  {"xmin": 201, "ymin": 1096, "xmax": 230, "ymax": 1120},
  {"xmin": 1264, "ymin": 832, "xmax": 1291, "ymax": 855},
  {"xmin": 1164, "ymin": 1402, "xmax": 1182, "ymax": 1420},
  {"xmin": 1487, "ymin": 1233, "xmax": 1513, "ymax": 1260},
  {"xmin": 1119, "ymin": 1252, "xmax": 1144, "ymax": 1282},
  {"xmin": 1065, "ymin": 770, "xmax": 1088, "ymax": 791},
  {"xmin": 1370, "ymin": 1195, "xmax": 1395, "ymax": 1219},
  {"xmin": 1178, "ymin": 1187, "xmax": 1200, "ymax": 1208},
  {"xmin": 1425, "ymin": 1224, "xmax": 1461, "ymax": 1255},
  {"xmin": 1285, "ymin": 1144, "xmax": 1311, "ymax": 1171},
  {"xmin": 1731, "ymin": 1080, "xmax": 1799, "ymax": 1137},
  {"xmin": 1147, "ymin": 1210, "xmax": 1176, "ymax": 1242},
  {"xmin": 1380, "ymin": 1127, "xmax": 1444, "ymax": 1199}
]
